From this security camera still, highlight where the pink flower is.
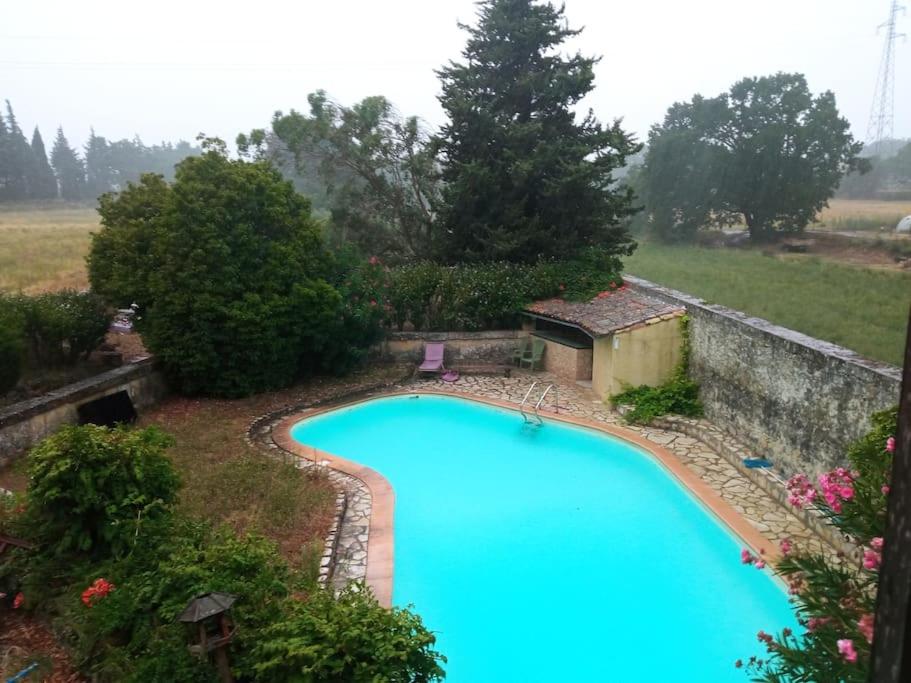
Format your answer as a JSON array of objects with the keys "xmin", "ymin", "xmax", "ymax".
[
  {"xmin": 779, "ymin": 538, "xmax": 792, "ymax": 556},
  {"xmin": 871, "ymin": 537, "xmax": 884, "ymax": 552},
  {"xmin": 882, "ymin": 485, "xmax": 891, "ymax": 496},
  {"xmin": 857, "ymin": 613, "xmax": 875, "ymax": 644},
  {"xmin": 837, "ymin": 638, "xmax": 858, "ymax": 663},
  {"xmin": 754, "ymin": 559, "xmax": 766, "ymax": 569},
  {"xmin": 741, "ymin": 548, "xmax": 756, "ymax": 565},
  {"xmin": 368, "ymin": 256, "xmax": 380, "ymax": 266},
  {"xmin": 863, "ymin": 547, "xmax": 882, "ymax": 571},
  {"xmin": 818, "ymin": 469, "xmax": 855, "ymax": 514},
  {"xmin": 757, "ymin": 630, "xmax": 774, "ymax": 645},
  {"xmin": 886, "ymin": 436, "xmax": 895, "ymax": 453},
  {"xmin": 12, "ymin": 592, "xmax": 23, "ymax": 609},
  {"xmin": 787, "ymin": 473, "xmax": 818, "ymax": 509}
]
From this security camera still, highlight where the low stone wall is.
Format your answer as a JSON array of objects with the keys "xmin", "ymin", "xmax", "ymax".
[
  {"xmin": 625, "ymin": 276, "xmax": 902, "ymax": 475},
  {"xmin": 0, "ymin": 359, "xmax": 167, "ymax": 465},
  {"xmin": 374, "ymin": 330, "xmax": 526, "ymax": 365}
]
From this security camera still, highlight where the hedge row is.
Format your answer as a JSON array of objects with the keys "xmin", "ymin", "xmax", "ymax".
[
  {"xmin": 0, "ymin": 290, "xmax": 110, "ymax": 394},
  {"xmin": 347, "ymin": 248, "xmax": 624, "ymax": 332}
]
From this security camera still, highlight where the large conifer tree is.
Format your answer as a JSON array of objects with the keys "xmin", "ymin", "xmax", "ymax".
[
  {"xmin": 29, "ymin": 127, "xmax": 59, "ymax": 199},
  {"xmin": 436, "ymin": 0, "xmax": 639, "ymax": 264},
  {"xmin": 51, "ymin": 126, "xmax": 86, "ymax": 200}
]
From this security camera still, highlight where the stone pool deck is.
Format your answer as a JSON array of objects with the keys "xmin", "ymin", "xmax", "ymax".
[{"xmin": 259, "ymin": 368, "xmax": 839, "ymax": 598}]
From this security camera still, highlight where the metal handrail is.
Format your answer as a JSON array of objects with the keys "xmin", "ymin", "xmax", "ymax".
[
  {"xmin": 535, "ymin": 383, "xmax": 558, "ymax": 417},
  {"xmin": 519, "ymin": 381, "xmax": 539, "ymax": 423}
]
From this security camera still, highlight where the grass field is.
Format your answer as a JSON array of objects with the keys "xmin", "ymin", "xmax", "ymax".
[
  {"xmin": 813, "ymin": 198, "xmax": 911, "ymax": 232},
  {"xmin": 625, "ymin": 242, "xmax": 911, "ymax": 366},
  {"xmin": 0, "ymin": 201, "xmax": 97, "ymax": 292}
]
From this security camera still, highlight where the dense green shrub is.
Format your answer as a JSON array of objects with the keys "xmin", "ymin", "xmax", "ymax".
[
  {"xmin": 26, "ymin": 424, "xmax": 179, "ymax": 557},
  {"xmin": 0, "ymin": 297, "xmax": 25, "ymax": 392},
  {"xmin": 252, "ymin": 584, "xmax": 445, "ymax": 682},
  {"xmin": 14, "ymin": 290, "xmax": 110, "ymax": 366}
]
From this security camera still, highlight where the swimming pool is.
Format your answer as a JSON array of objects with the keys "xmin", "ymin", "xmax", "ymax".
[{"xmin": 290, "ymin": 394, "xmax": 797, "ymax": 681}]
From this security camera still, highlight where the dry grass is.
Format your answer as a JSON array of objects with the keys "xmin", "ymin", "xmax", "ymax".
[
  {"xmin": 140, "ymin": 395, "xmax": 337, "ymax": 573},
  {"xmin": 813, "ymin": 199, "xmax": 911, "ymax": 232},
  {"xmin": 0, "ymin": 202, "xmax": 98, "ymax": 293}
]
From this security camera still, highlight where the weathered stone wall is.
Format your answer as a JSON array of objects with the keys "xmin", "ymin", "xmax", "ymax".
[
  {"xmin": 0, "ymin": 359, "xmax": 168, "ymax": 465},
  {"xmin": 625, "ymin": 276, "xmax": 901, "ymax": 475},
  {"xmin": 375, "ymin": 330, "xmax": 526, "ymax": 365}
]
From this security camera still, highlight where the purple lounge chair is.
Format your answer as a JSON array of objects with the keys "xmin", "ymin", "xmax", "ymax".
[{"xmin": 418, "ymin": 342, "xmax": 446, "ymax": 374}]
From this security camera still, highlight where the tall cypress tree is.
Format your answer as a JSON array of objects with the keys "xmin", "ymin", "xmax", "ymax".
[
  {"xmin": 436, "ymin": 0, "xmax": 640, "ymax": 264},
  {"xmin": 0, "ymin": 106, "xmax": 10, "ymax": 200},
  {"xmin": 29, "ymin": 127, "xmax": 59, "ymax": 199},
  {"xmin": 50, "ymin": 126, "xmax": 86, "ymax": 200},
  {"xmin": 84, "ymin": 128, "xmax": 117, "ymax": 198},
  {"xmin": 1, "ymin": 100, "xmax": 32, "ymax": 200}
]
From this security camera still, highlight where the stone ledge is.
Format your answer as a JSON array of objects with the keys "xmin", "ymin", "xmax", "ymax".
[{"xmin": 0, "ymin": 358, "xmax": 158, "ymax": 430}]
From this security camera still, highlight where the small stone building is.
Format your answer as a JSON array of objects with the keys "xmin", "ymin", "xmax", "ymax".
[{"xmin": 523, "ymin": 288, "xmax": 686, "ymax": 400}]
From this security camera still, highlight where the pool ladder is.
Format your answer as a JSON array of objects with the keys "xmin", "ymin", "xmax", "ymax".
[{"xmin": 519, "ymin": 381, "xmax": 558, "ymax": 425}]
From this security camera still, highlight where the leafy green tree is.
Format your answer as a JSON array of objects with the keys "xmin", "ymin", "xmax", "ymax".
[
  {"xmin": 643, "ymin": 73, "xmax": 865, "ymax": 241},
  {"xmin": 261, "ymin": 91, "xmax": 440, "ymax": 261},
  {"xmin": 91, "ymin": 141, "xmax": 346, "ymax": 396},
  {"xmin": 88, "ymin": 173, "xmax": 171, "ymax": 307},
  {"xmin": 436, "ymin": 0, "xmax": 639, "ymax": 264},
  {"xmin": 28, "ymin": 127, "xmax": 58, "ymax": 199},
  {"xmin": 51, "ymin": 126, "xmax": 86, "ymax": 200},
  {"xmin": 0, "ymin": 101, "xmax": 32, "ymax": 200}
]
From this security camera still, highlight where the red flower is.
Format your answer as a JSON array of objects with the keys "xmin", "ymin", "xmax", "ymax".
[
  {"xmin": 12, "ymin": 592, "xmax": 24, "ymax": 609},
  {"xmin": 81, "ymin": 578, "xmax": 115, "ymax": 608}
]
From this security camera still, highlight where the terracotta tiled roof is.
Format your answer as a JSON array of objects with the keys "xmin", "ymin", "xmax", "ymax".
[{"xmin": 524, "ymin": 286, "xmax": 685, "ymax": 338}]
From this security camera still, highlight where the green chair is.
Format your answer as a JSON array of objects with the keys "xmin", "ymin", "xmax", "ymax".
[
  {"xmin": 519, "ymin": 338, "xmax": 546, "ymax": 371},
  {"xmin": 511, "ymin": 337, "xmax": 531, "ymax": 366}
]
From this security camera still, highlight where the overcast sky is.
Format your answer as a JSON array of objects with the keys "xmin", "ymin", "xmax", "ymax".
[{"xmin": 2, "ymin": 0, "xmax": 908, "ymax": 151}]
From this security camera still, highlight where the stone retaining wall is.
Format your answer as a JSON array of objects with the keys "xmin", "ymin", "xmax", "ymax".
[
  {"xmin": 374, "ymin": 330, "xmax": 526, "ymax": 365},
  {"xmin": 625, "ymin": 275, "xmax": 902, "ymax": 475},
  {"xmin": 0, "ymin": 359, "xmax": 167, "ymax": 465}
]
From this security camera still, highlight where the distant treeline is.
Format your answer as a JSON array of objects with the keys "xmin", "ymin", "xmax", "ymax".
[
  {"xmin": 838, "ymin": 139, "xmax": 911, "ymax": 200},
  {"xmin": 0, "ymin": 100, "xmax": 200, "ymax": 203}
]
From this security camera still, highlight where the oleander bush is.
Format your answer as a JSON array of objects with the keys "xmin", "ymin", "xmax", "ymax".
[{"xmin": 739, "ymin": 408, "xmax": 897, "ymax": 681}]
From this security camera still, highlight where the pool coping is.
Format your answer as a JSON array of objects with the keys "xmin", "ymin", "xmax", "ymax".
[{"xmin": 273, "ymin": 390, "xmax": 780, "ymax": 607}]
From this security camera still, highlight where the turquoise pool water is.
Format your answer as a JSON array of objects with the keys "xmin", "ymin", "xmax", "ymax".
[{"xmin": 291, "ymin": 395, "xmax": 797, "ymax": 681}]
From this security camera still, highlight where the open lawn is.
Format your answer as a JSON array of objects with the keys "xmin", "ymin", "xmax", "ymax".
[
  {"xmin": 625, "ymin": 242, "xmax": 911, "ymax": 366},
  {"xmin": 0, "ymin": 202, "xmax": 98, "ymax": 293}
]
